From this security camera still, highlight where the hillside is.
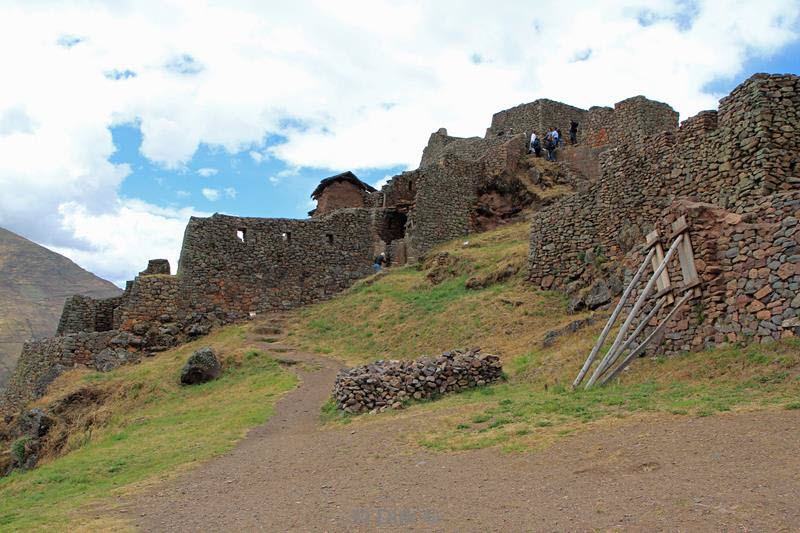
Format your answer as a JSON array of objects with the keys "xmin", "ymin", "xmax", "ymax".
[
  {"xmin": 1, "ymin": 221, "xmax": 798, "ymax": 530},
  {"xmin": 0, "ymin": 228, "xmax": 122, "ymax": 389}
]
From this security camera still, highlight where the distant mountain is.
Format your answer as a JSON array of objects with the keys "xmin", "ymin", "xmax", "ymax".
[{"xmin": 0, "ymin": 227, "xmax": 122, "ymax": 389}]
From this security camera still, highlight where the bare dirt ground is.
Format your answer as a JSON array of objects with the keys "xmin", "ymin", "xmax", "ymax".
[{"xmin": 119, "ymin": 316, "xmax": 800, "ymax": 532}]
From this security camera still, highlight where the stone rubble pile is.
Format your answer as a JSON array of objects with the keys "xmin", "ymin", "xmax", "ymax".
[{"xmin": 333, "ymin": 349, "xmax": 503, "ymax": 414}]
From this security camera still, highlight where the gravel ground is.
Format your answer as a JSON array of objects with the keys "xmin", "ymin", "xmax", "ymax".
[{"xmin": 119, "ymin": 317, "xmax": 800, "ymax": 532}]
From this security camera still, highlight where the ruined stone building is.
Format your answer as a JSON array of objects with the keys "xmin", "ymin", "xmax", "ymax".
[
  {"xmin": 309, "ymin": 171, "xmax": 376, "ymax": 217},
  {"xmin": 3, "ymin": 72, "xmax": 798, "ymax": 412}
]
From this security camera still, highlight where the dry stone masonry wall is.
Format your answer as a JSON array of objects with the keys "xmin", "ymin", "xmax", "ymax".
[
  {"xmin": 529, "ymin": 73, "xmax": 800, "ymax": 354},
  {"xmin": 177, "ymin": 209, "xmax": 376, "ymax": 314},
  {"xmin": 333, "ymin": 349, "xmax": 503, "ymax": 413}
]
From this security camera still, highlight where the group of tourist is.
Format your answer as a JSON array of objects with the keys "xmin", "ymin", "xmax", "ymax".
[{"xmin": 528, "ymin": 120, "xmax": 579, "ymax": 161}]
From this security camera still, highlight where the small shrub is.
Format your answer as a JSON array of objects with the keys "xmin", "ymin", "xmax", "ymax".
[
  {"xmin": 785, "ymin": 402, "xmax": 800, "ymax": 410},
  {"xmin": 11, "ymin": 437, "xmax": 32, "ymax": 463}
]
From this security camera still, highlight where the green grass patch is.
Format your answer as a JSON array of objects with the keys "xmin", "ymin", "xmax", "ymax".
[{"xmin": 0, "ymin": 326, "xmax": 296, "ymax": 531}]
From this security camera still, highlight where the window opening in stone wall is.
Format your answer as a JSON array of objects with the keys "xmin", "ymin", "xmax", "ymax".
[
  {"xmin": 282, "ymin": 231, "xmax": 292, "ymax": 244},
  {"xmin": 326, "ymin": 233, "xmax": 334, "ymax": 245},
  {"xmin": 407, "ymin": 181, "xmax": 413, "ymax": 192},
  {"xmin": 236, "ymin": 229, "xmax": 246, "ymax": 242}
]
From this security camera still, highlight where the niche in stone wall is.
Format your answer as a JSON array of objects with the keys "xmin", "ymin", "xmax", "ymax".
[
  {"xmin": 236, "ymin": 229, "xmax": 246, "ymax": 243},
  {"xmin": 282, "ymin": 231, "xmax": 292, "ymax": 244},
  {"xmin": 326, "ymin": 233, "xmax": 334, "ymax": 245}
]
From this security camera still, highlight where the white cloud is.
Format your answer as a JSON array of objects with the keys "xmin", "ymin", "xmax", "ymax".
[
  {"xmin": 51, "ymin": 199, "xmax": 209, "ymax": 287},
  {"xmin": 201, "ymin": 188, "xmax": 220, "ymax": 201},
  {"xmin": 176, "ymin": 190, "xmax": 190, "ymax": 197},
  {"xmin": 372, "ymin": 174, "xmax": 393, "ymax": 190},
  {"xmin": 268, "ymin": 166, "xmax": 300, "ymax": 185},
  {"xmin": 197, "ymin": 167, "xmax": 218, "ymax": 176},
  {"xmin": 0, "ymin": 0, "xmax": 798, "ymax": 283},
  {"xmin": 224, "ymin": 187, "xmax": 237, "ymax": 199}
]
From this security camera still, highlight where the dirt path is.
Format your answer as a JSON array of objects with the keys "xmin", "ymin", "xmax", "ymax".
[{"xmin": 120, "ymin": 316, "xmax": 800, "ymax": 532}]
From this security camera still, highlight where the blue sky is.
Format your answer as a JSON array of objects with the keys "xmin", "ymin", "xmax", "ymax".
[
  {"xmin": 0, "ymin": 0, "xmax": 798, "ymax": 286},
  {"xmin": 112, "ymin": 124, "xmax": 405, "ymax": 220}
]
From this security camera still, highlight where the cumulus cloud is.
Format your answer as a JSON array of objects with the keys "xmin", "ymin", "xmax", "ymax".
[
  {"xmin": 51, "ymin": 199, "xmax": 208, "ymax": 287},
  {"xmin": 224, "ymin": 187, "xmax": 236, "ymax": 199},
  {"xmin": 197, "ymin": 167, "xmax": 218, "ymax": 177},
  {"xmin": 0, "ymin": 0, "xmax": 798, "ymax": 283},
  {"xmin": 201, "ymin": 188, "xmax": 220, "ymax": 201}
]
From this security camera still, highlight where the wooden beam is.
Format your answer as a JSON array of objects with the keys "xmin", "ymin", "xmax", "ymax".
[
  {"xmin": 674, "ymin": 217, "xmax": 700, "ymax": 290},
  {"xmin": 585, "ymin": 233, "xmax": 684, "ymax": 389},
  {"xmin": 572, "ymin": 247, "xmax": 656, "ymax": 389},
  {"xmin": 594, "ymin": 296, "xmax": 667, "ymax": 379},
  {"xmin": 600, "ymin": 292, "xmax": 694, "ymax": 386}
]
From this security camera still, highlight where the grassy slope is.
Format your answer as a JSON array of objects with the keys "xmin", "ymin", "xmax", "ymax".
[
  {"xmin": 0, "ymin": 324, "xmax": 296, "ymax": 531},
  {"xmin": 290, "ymin": 221, "xmax": 800, "ymax": 452}
]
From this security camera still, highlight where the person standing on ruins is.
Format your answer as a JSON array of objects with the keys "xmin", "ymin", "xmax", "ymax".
[
  {"xmin": 529, "ymin": 132, "xmax": 537, "ymax": 154},
  {"xmin": 532, "ymin": 133, "xmax": 542, "ymax": 157},
  {"xmin": 552, "ymin": 128, "xmax": 560, "ymax": 148},
  {"xmin": 570, "ymin": 120, "xmax": 578, "ymax": 144},
  {"xmin": 373, "ymin": 252, "xmax": 386, "ymax": 272},
  {"xmin": 545, "ymin": 132, "xmax": 556, "ymax": 161}
]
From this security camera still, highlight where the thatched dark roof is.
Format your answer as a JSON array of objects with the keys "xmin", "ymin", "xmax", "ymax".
[{"xmin": 310, "ymin": 171, "xmax": 377, "ymax": 199}]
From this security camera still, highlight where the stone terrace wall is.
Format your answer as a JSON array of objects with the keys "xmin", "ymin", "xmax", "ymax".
[
  {"xmin": 177, "ymin": 209, "xmax": 376, "ymax": 314},
  {"xmin": 1, "ymin": 331, "xmax": 117, "ymax": 410},
  {"xmin": 529, "ymin": 73, "xmax": 799, "ymax": 290}
]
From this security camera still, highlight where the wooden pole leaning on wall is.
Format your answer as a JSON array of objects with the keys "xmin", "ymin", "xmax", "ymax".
[
  {"xmin": 600, "ymin": 291, "xmax": 694, "ymax": 386},
  {"xmin": 596, "ymin": 295, "xmax": 667, "ymax": 379},
  {"xmin": 585, "ymin": 233, "xmax": 684, "ymax": 389},
  {"xmin": 572, "ymin": 247, "xmax": 656, "ymax": 389}
]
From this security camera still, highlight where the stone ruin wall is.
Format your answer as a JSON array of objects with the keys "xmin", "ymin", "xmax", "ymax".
[
  {"xmin": 528, "ymin": 73, "xmax": 800, "ymax": 353},
  {"xmin": 581, "ymin": 96, "xmax": 679, "ymax": 148},
  {"xmin": 1, "ymin": 331, "xmax": 118, "ymax": 410},
  {"xmin": 406, "ymin": 158, "xmax": 480, "ymax": 261},
  {"xmin": 2, "ymin": 262, "xmax": 205, "ymax": 411},
  {"xmin": 379, "ymin": 171, "xmax": 418, "ymax": 207},
  {"xmin": 177, "ymin": 209, "xmax": 377, "ymax": 314},
  {"xmin": 113, "ymin": 275, "xmax": 180, "ymax": 330},
  {"xmin": 418, "ymin": 132, "xmax": 511, "ymax": 169},
  {"xmin": 486, "ymin": 99, "xmax": 587, "ymax": 140},
  {"xmin": 56, "ymin": 294, "xmax": 125, "ymax": 336},
  {"xmin": 616, "ymin": 197, "xmax": 800, "ymax": 355},
  {"xmin": 484, "ymin": 97, "xmax": 677, "ymax": 149}
]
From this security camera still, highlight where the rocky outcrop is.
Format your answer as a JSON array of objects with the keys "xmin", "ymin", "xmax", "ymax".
[
  {"xmin": 333, "ymin": 349, "xmax": 503, "ymax": 414},
  {"xmin": 180, "ymin": 347, "xmax": 222, "ymax": 385}
]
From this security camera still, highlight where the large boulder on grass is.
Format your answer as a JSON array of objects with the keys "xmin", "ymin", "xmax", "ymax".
[{"xmin": 180, "ymin": 347, "xmax": 221, "ymax": 385}]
